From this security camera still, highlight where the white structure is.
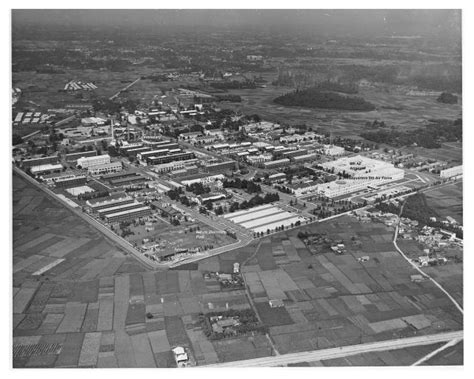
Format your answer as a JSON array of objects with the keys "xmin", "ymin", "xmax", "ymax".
[
  {"xmin": 224, "ymin": 204, "xmax": 306, "ymax": 234},
  {"xmin": 181, "ymin": 174, "xmax": 225, "ymax": 186},
  {"xmin": 77, "ymin": 154, "xmax": 111, "ymax": 169},
  {"xmin": 88, "ymin": 161, "xmax": 123, "ymax": 176},
  {"xmin": 440, "ymin": 165, "xmax": 462, "ymax": 179},
  {"xmin": 321, "ymin": 155, "xmax": 404, "ymax": 181},
  {"xmin": 30, "ymin": 164, "xmax": 63, "ymax": 175},
  {"xmin": 322, "ymin": 144, "xmax": 346, "ymax": 156},
  {"xmin": 172, "ymin": 347, "xmax": 189, "ymax": 366}
]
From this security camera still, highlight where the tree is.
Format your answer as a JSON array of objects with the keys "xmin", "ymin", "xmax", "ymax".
[{"xmin": 12, "ymin": 134, "xmax": 23, "ymax": 145}]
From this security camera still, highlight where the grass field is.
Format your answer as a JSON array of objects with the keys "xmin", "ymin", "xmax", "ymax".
[{"xmin": 424, "ymin": 181, "xmax": 463, "ymax": 224}]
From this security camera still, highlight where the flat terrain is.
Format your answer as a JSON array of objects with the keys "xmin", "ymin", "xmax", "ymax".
[
  {"xmin": 219, "ymin": 75, "xmax": 461, "ymax": 139},
  {"xmin": 179, "ymin": 215, "xmax": 463, "ymax": 361},
  {"xmin": 12, "ymin": 173, "xmax": 462, "ymax": 367},
  {"xmin": 12, "ymin": 172, "xmax": 269, "ymax": 367},
  {"xmin": 424, "ymin": 181, "xmax": 463, "ymax": 224}
]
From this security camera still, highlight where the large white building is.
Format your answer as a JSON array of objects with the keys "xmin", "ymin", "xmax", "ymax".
[
  {"xmin": 322, "ymin": 144, "xmax": 346, "ymax": 156},
  {"xmin": 440, "ymin": 165, "xmax": 462, "ymax": 179},
  {"xmin": 88, "ymin": 161, "xmax": 123, "ymax": 176},
  {"xmin": 77, "ymin": 154, "xmax": 111, "ymax": 169},
  {"xmin": 321, "ymin": 155, "xmax": 404, "ymax": 181}
]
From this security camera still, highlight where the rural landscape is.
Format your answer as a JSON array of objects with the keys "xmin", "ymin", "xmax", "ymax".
[{"xmin": 12, "ymin": 9, "xmax": 463, "ymax": 368}]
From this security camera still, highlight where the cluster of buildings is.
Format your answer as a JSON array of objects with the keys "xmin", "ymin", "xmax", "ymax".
[
  {"xmin": 13, "ymin": 111, "xmax": 52, "ymax": 126},
  {"xmin": 87, "ymin": 194, "xmax": 152, "ymax": 223},
  {"xmin": 64, "ymin": 80, "xmax": 98, "ymax": 91},
  {"xmin": 223, "ymin": 203, "xmax": 306, "ymax": 234}
]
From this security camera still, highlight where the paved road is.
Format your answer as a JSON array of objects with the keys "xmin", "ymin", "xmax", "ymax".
[
  {"xmin": 411, "ymin": 338, "xmax": 462, "ymax": 366},
  {"xmin": 109, "ymin": 77, "xmax": 141, "ymax": 100},
  {"xmin": 203, "ymin": 330, "xmax": 463, "ymax": 367}
]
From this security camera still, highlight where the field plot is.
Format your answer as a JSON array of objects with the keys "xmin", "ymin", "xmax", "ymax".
[
  {"xmin": 197, "ymin": 214, "xmax": 463, "ymax": 361},
  {"xmin": 424, "ymin": 181, "xmax": 463, "ymax": 224},
  {"xmin": 13, "ymin": 176, "xmax": 270, "ymax": 367},
  {"xmin": 13, "ymin": 173, "xmax": 462, "ymax": 366}
]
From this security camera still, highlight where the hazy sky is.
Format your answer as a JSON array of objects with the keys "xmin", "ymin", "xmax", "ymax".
[{"xmin": 12, "ymin": 9, "xmax": 461, "ymax": 38}]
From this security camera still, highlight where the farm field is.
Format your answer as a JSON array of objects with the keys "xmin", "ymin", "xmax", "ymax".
[
  {"xmin": 13, "ymin": 172, "xmax": 269, "ymax": 367},
  {"xmin": 186, "ymin": 214, "xmax": 463, "ymax": 361},
  {"xmin": 290, "ymin": 342, "xmax": 451, "ymax": 366},
  {"xmin": 424, "ymin": 181, "xmax": 463, "ymax": 224}
]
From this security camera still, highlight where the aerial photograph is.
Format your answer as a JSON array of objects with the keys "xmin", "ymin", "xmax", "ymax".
[{"xmin": 11, "ymin": 8, "xmax": 463, "ymax": 368}]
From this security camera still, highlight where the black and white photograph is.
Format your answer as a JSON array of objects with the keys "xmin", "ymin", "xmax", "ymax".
[{"xmin": 7, "ymin": 3, "xmax": 469, "ymax": 371}]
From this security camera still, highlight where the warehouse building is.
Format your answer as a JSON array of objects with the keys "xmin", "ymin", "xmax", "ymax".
[
  {"xmin": 97, "ymin": 201, "xmax": 145, "ymax": 217},
  {"xmin": 151, "ymin": 159, "xmax": 198, "ymax": 174},
  {"xmin": 30, "ymin": 163, "xmax": 63, "ymax": 175},
  {"xmin": 77, "ymin": 154, "xmax": 111, "ymax": 169},
  {"xmin": 440, "ymin": 165, "xmax": 462, "ymax": 179},
  {"xmin": 104, "ymin": 206, "xmax": 152, "ymax": 223},
  {"xmin": 54, "ymin": 175, "xmax": 87, "ymax": 188},
  {"xmin": 87, "ymin": 195, "xmax": 134, "ymax": 211},
  {"xmin": 88, "ymin": 161, "xmax": 123, "ymax": 176},
  {"xmin": 263, "ymin": 158, "xmax": 291, "ymax": 169},
  {"xmin": 203, "ymin": 160, "xmax": 237, "ymax": 173},
  {"xmin": 146, "ymin": 151, "xmax": 195, "ymax": 166},
  {"xmin": 22, "ymin": 155, "xmax": 59, "ymax": 168}
]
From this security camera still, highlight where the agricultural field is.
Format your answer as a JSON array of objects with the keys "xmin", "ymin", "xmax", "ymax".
[
  {"xmin": 289, "ymin": 342, "xmax": 452, "ymax": 366},
  {"xmin": 186, "ymin": 214, "xmax": 463, "ymax": 361},
  {"xmin": 424, "ymin": 181, "xmax": 463, "ymax": 224},
  {"xmin": 13, "ymin": 172, "xmax": 272, "ymax": 367}
]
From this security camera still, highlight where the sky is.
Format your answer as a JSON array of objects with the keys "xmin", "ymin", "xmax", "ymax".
[{"xmin": 11, "ymin": 9, "xmax": 461, "ymax": 38}]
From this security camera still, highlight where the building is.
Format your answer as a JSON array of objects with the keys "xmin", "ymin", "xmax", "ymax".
[
  {"xmin": 77, "ymin": 154, "xmax": 111, "ymax": 169},
  {"xmin": 104, "ymin": 206, "xmax": 152, "ymax": 223},
  {"xmin": 97, "ymin": 201, "xmax": 145, "ymax": 217},
  {"xmin": 195, "ymin": 193, "xmax": 226, "ymax": 205},
  {"xmin": 151, "ymin": 159, "xmax": 198, "ymax": 174},
  {"xmin": 269, "ymin": 299, "xmax": 285, "ymax": 308},
  {"xmin": 172, "ymin": 347, "xmax": 189, "ymax": 366},
  {"xmin": 440, "ymin": 165, "xmax": 462, "ymax": 179},
  {"xmin": 181, "ymin": 174, "xmax": 225, "ymax": 186},
  {"xmin": 88, "ymin": 161, "xmax": 123, "ymax": 176},
  {"xmin": 268, "ymin": 173, "xmax": 286, "ymax": 183},
  {"xmin": 246, "ymin": 154, "xmax": 272, "ymax": 166},
  {"xmin": 87, "ymin": 195, "xmax": 134, "ymax": 211},
  {"xmin": 322, "ymin": 145, "xmax": 345, "ymax": 156},
  {"xmin": 203, "ymin": 161, "xmax": 236, "ymax": 173},
  {"xmin": 263, "ymin": 158, "xmax": 291, "ymax": 170},
  {"xmin": 30, "ymin": 163, "xmax": 63, "ymax": 175},
  {"xmin": 65, "ymin": 150, "xmax": 97, "ymax": 162},
  {"xmin": 320, "ymin": 155, "xmax": 404, "ymax": 181},
  {"xmin": 22, "ymin": 155, "xmax": 59, "ymax": 168},
  {"xmin": 54, "ymin": 175, "xmax": 87, "ymax": 188},
  {"xmin": 146, "ymin": 151, "xmax": 195, "ymax": 166}
]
